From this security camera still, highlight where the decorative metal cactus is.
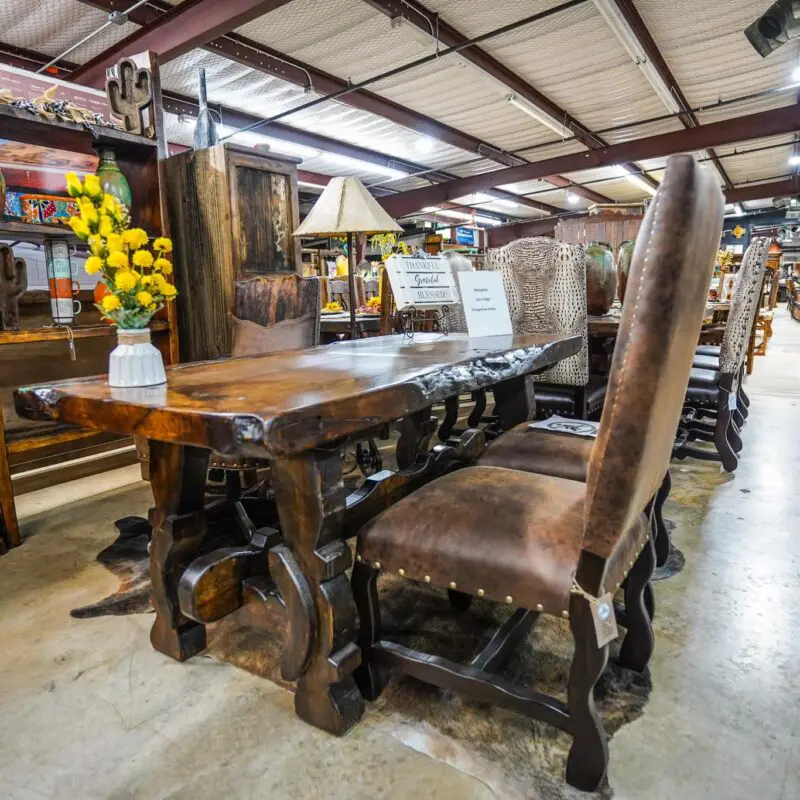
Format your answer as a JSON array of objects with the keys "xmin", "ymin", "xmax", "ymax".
[
  {"xmin": 193, "ymin": 68, "xmax": 219, "ymax": 150},
  {"xmin": 0, "ymin": 246, "xmax": 27, "ymax": 330},
  {"xmin": 106, "ymin": 58, "xmax": 154, "ymax": 137}
]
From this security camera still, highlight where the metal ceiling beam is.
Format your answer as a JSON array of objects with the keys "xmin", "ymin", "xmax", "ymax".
[
  {"xmin": 74, "ymin": 0, "xmax": 607, "ymax": 205},
  {"xmin": 725, "ymin": 178, "xmax": 799, "ymax": 204},
  {"xmin": 361, "ymin": 0, "xmax": 654, "ymax": 194},
  {"xmin": 70, "ymin": 0, "xmax": 296, "ymax": 88},
  {"xmin": 607, "ymin": 0, "xmax": 733, "ymax": 189},
  {"xmin": 379, "ymin": 104, "xmax": 800, "ymax": 218},
  {"xmin": 0, "ymin": 40, "xmax": 558, "ymax": 215}
]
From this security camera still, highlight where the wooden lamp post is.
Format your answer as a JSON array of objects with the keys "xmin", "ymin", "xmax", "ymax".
[{"xmin": 293, "ymin": 176, "xmax": 401, "ymax": 340}]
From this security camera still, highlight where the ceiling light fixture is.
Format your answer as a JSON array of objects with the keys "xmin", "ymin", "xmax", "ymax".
[
  {"xmin": 414, "ymin": 138, "xmax": 435, "ymax": 154},
  {"xmin": 615, "ymin": 165, "xmax": 658, "ymax": 196},
  {"xmin": 474, "ymin": 215, "xmax": 502, "ymax": 226},
  {"xmin": 298, "ymin": 180, "xmax": 327, "ymax": 189},
  {"xmin": 734, "ymin": 203, "xmax": 744, "ymax": 217},
  {"xmin": 507, "ymin": 93, "xmax": 573, "ymax": 138},
  {"xmin": 216, "ymin": 124, "xmax": 320, "ymax": 159},
  {"xmin": 463, "ymin": 192, "xmax": 518, "ymax": 208},
  {"xmin": 326, "ymin": 153, "xmax": 409, "ymax": 179},
  {"xmin": 566, "ymin": 191, "xmax": 580, "ymax": 205},
  {"xmin": 789, "ymin": 153, "xmax": 800, "ymax": 165},
  {"xmin": 422, "ymin": 206, "xmax": 441, "ymax": 213},
  {"xmin": 591, "ymin": 0, "xmax": 682, "ymax": 115}
]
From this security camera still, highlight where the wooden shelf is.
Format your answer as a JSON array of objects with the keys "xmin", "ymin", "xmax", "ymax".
[
  {"xmin": 0, "ymin": 104, "xmax": 158, "ymax": 160},
  {"xmin": 0, "ymin": 319, "xmax": 170, "ymax": 345},
  {"xmin": 0, "ymin": 219, "xmax": 80, "ymax": 244}
]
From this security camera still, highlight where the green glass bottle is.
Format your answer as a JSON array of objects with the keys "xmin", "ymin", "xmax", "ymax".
[{"xmin": 95, "ymin": 147, "xmax": 132, "ymax": 210}]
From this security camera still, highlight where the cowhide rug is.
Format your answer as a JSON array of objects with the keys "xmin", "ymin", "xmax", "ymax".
[{"xmin": 74, "ymin": 523, "xmax": 651, "ymax": 799}]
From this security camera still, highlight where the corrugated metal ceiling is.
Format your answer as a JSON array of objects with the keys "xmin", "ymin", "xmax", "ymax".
[{"xmin": 0, "ymin": 0, "xmax": 797, "ymax": 214}]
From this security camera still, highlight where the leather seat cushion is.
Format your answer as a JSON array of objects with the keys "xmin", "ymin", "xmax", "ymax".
[
  {"xmin": 695, "ymin": 344, "xmax": 721, "ymax": 356},
  {"xmin": 692, "ymin": 353, "xmax": 720, "ymax": 370},
  {"xmin": 478, "ymin": 423, "xmax": 593, "ymax": 482},
  {"xmin": 357, "ymin": 466, "xmax": 647, "ymax": 615},
  {"xmin": 685, "ymin": 367, "xmax": 721, "ymax": 405},
  {"xmin": 534, "ymin": 375, "xmax": 608, "ymax": 417}
]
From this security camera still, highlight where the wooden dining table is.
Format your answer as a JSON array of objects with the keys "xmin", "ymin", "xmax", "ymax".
[{"xmin": 14, "ymin": 331, "xmax": 580, "ymax": 735}]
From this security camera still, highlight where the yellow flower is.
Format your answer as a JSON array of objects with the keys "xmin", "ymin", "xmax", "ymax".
[
  {"xmin": 154, "ymin": 257, "xmax": 173, "ymax": 275},
  {"xmin": 83, "ymin": 174, "xmax": 102, "ymax": 198},
  {"xmin": 106, "ymin": 233, "xmax": 124, "ymax": 253},
  {"xmin": 152, "ymin": 272, "xmax": 169, "ymax": 293},
  {"xmin": 79, "ymin": 202, "xmax": 99, "ymax": 226},
  {"xmin": 140, "ymin": 275, "xmax": 154, "ymax": 287},
  {"xmin": 147, "ymin": 303, "xmax": 157, "ymax": 312},
  {"xmin": 88, "ymin": 235, "xmax": 104, "ymax": 256},
  {"xmin": 132, "ymin": 249, "xmax": 154, "ymax": 269},
  {"xmin": 123, "ymin": 228, "xmax": 149, "ymax": 250},
  {"xmin": 136, "ymin": 291, "xmax": 154, "ymax": 308},
  {"xmin": 161, "ymin": 282, "xmax": 177, "ymax": 299},
  {"xmin": 84, "ymin": 256, "xmax": 103, "ymax": 275},
  {"xmin": 114, "ymin": 270, "xmax": 137, "ymax": 292},
  {"xmin": 101, "ymin": 194, "xmax": 119, "ymax": 216},
  {"xmin": 101, "ymin": 294, "xmax": 121, "ymax": 313},
  {"xmin": 65, "ymin": 172, "xmax": 83, "ymax": 198},
  {"xmin": 153, "ymin": 237, "xmax": 173, "ymax": 254},
  {"xmin": 106, "ymin": 251, "xmax": 129, "ymax": 270},
  {"xmin": 98, "ymin": 215, "xmax": 114, "ymax": 237},
  {"xmin": 68, "ymin": 216, "xmax": 90, "ymax": 240}
]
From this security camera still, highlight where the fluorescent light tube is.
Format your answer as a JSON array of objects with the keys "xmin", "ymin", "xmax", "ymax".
[
  {"xmin": 615, "ymin": 165, "xmax": 658, "ymax": 196},
  {"xmin": 506, "ymin": 94, "xmax": 573, "ymax": 139}
]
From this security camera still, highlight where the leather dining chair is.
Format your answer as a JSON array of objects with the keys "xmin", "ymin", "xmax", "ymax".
[
  {"xmin": 488, "ymin": 238, "xmax": 605, "ymax": 419},
  {"xmin": 676, "ymin": 237, "xmax": 769, "ymax": 472},
  {"xmin": 350, "ymin": 155, "xmax": 724, "ymax": 791}
]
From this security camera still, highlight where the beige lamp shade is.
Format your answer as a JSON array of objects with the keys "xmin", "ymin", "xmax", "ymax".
[{"xmin": 293, "ymin": 176, "xmax": 402, "ymax": 237}]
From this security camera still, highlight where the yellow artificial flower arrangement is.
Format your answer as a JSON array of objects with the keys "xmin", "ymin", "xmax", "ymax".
[{"xmin": 64, "ymin": 172, "xmax": 178, "ymax": 329}]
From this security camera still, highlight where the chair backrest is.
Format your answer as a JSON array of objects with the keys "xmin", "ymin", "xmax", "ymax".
[
  {"xmin": 442, "ymin": 251, "xmax": 474, "ymax": 333},
  {"xmin": 364, "ymin": 278, "xmax": 379, "ymax": 301},
  {"xmin": 583, "ymin": 155, "xmax": 724, "ymax": 561},
  {"xmin": 328, "ymin": 276, "xmax": 365, "ymax": 310},
  {"xmin": 719, "ymin": 237, "xmax": 769, "ymax": 375},
  {"xmin": 486, "ymin": 237, "xmax": 587, "ymax": 386},
  {"xmin": 234, "ymin": 274, "xmax": 321, "ymax": 346}
]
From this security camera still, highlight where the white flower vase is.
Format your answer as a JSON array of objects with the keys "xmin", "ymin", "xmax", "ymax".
[{"xmin": 108, "ymin": 328, "xmax": 167, "ymax": 388}]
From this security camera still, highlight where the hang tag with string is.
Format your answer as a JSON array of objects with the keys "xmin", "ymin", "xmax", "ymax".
[{"xmin": 572, "ymin": 581, "xmax": 618, "ymax": 647}]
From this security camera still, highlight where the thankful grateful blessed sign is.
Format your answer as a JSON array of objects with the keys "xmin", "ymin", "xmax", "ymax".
[{"xmin": 385, "ymin": 255, "xmax": 457, "ymax": 310}]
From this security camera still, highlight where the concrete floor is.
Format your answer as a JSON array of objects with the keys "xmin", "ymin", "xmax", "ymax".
[{"xmin": 1, "ymin": 309, "xmax": 798, "ymax": 799}]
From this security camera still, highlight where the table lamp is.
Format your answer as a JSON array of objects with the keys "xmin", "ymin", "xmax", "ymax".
[{"xmin": 293, "ymin": 176, "xmax": 401, "ymax": 339}]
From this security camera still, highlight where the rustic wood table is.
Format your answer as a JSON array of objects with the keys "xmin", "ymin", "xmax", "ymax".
[{"xmin": 15, "ymin": 331, "xmax": 580, "ymax": 735}]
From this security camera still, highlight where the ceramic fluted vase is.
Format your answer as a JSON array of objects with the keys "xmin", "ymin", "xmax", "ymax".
[
  {"xmin": 585, "ymin": 241, "xmax": 617, "ymax": 315},
  {"xmin": 108, "ymin": 327, "xmax": 166, "ymax": 388},
  {"xmin": 95, "ymin": 146, "xmax": 132, "ymax": 210},
  {"xmin": 616, "ymin": 239, "xmax": 635, "ymax": 304}
]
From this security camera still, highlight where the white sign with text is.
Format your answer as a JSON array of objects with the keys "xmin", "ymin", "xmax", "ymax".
[
  {"xmin": 457, "ymin": 271, "xmax": 513, "ymax": 338},
  {"xmin": 385, "ymin": 255, "xmax": 456, "ymax": 310}
]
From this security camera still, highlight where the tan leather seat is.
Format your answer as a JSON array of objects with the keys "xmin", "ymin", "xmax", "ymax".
[
  {"xmin": 358, "ymin": 466, "xmax": 649, "ymax": 616},
  {"xmin": 478, "ymin": 423, "xmax": 593, "ymax": 482}
]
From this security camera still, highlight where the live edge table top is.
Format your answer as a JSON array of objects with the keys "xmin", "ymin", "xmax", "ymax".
[{"xmin": 14, "ymin": 332, "xmax": 580, "ymax": 460}]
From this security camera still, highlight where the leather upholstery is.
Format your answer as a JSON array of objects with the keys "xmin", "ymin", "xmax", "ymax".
[
  {"xmin": 358, "ymin": 466, "xmax": 648, "ymax": 614},
  {"xmin": 357, "ymin": 155, "xmax": 724, "ymax": 608},
  {"xmin": 478, "ymin": 422, "xmax": 593, "ymax": 482},
  {"xmin": 532, "ymin": 376, "xmax": 607, "ymax": 418},
  {"xmin": 695, "ymin": 344, "xmax": 720, "ymax": 356},
  {"xmin": 691, "ymin": 353, "xmax": 720, "ymax": 370},
  {"xmin": 583, "ymin": 155, "xmax": 723, "ymax": 561},
  {"xmin": 684, "ymin": 367, "xmax": 722, "ymax": 405}
]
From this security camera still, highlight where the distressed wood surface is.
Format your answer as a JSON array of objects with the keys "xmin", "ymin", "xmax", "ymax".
[{"xmin": 15, "ymin": 333, "xmax": 581, "ymax": 459}]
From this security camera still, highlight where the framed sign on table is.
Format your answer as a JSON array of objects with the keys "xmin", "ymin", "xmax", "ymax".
[{"xmin": 385, "ymin": 254, "xmax": 457, "ymax": 311}]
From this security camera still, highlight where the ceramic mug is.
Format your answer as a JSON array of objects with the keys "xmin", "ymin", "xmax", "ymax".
[{"xmin": 45, "ymin": 239, "xmax": 81, "ymax": 324}]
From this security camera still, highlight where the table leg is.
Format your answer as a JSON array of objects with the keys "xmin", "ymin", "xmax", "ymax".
[
  {"xmin": 0, "ymin": 403, "xmax": 20, "ymax": 553},
  {"xmin": 492, "ymin": 375, "xmax": 537, "ymax": 431},
  {"xmin": 148, "ymin": 441, "xmax": 210, "ymax": 661},
  {"xmin": 271, "ymin": 449, "xmax": 364, "ymax": 735}
]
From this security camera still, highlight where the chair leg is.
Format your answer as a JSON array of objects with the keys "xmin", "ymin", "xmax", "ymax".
[
  {"xmin": 352, "ymin": 560, "xmax": 384, "ymax": 701},
  {"xmin": 643, "ymin": 582, "xmax": 655, "ymax": 622},
  {"xmin": 566, "ymin": 593, "xmax": 610, "ymax": 792},
  {"xmin": 732, "ymin": 407, "xmax": 745, "ymax": 429},
  {"xmin": 653, "ymin": 470, "xmax": 671, "ymax": 568},
  {"xmin": 738, "ymin": 383, "xmax": 750, "ymax": 409},
  {"xmin": 714, "ymin": 403, "xmax": 739, "ymax": 473},
  {"xmin": 618, "ymin": 535, "xmax": 656, "ymax": 673},
  {"xmin": 727, "ymin": 420, "xmax": 743, "ymax": 454}
]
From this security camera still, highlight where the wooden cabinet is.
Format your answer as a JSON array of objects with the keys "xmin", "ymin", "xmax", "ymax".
[{"xmin": 166, "ymin": 144, "xmax": 302, "ymax": 361}]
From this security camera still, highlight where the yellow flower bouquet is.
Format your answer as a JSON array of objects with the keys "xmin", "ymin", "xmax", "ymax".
[{"xmin": 65, "ymin": 172, "xmax": 177, "ymax": 329}]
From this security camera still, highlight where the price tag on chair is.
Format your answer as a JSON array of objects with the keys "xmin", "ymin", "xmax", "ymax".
[
  {"xmin": 457, "ymin": 271, "xmax": 513, "ymax": 338},
  {"xmin": 590, "ymin": 593, "xmax": 619, "ymax": 648},
  {"xmin": 728, "ymin": 392, "xmax": 738, "ymax": 411},
  {"xmin": 528, "ymin": 415, "xmax": 599, "ymax": 438}
]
